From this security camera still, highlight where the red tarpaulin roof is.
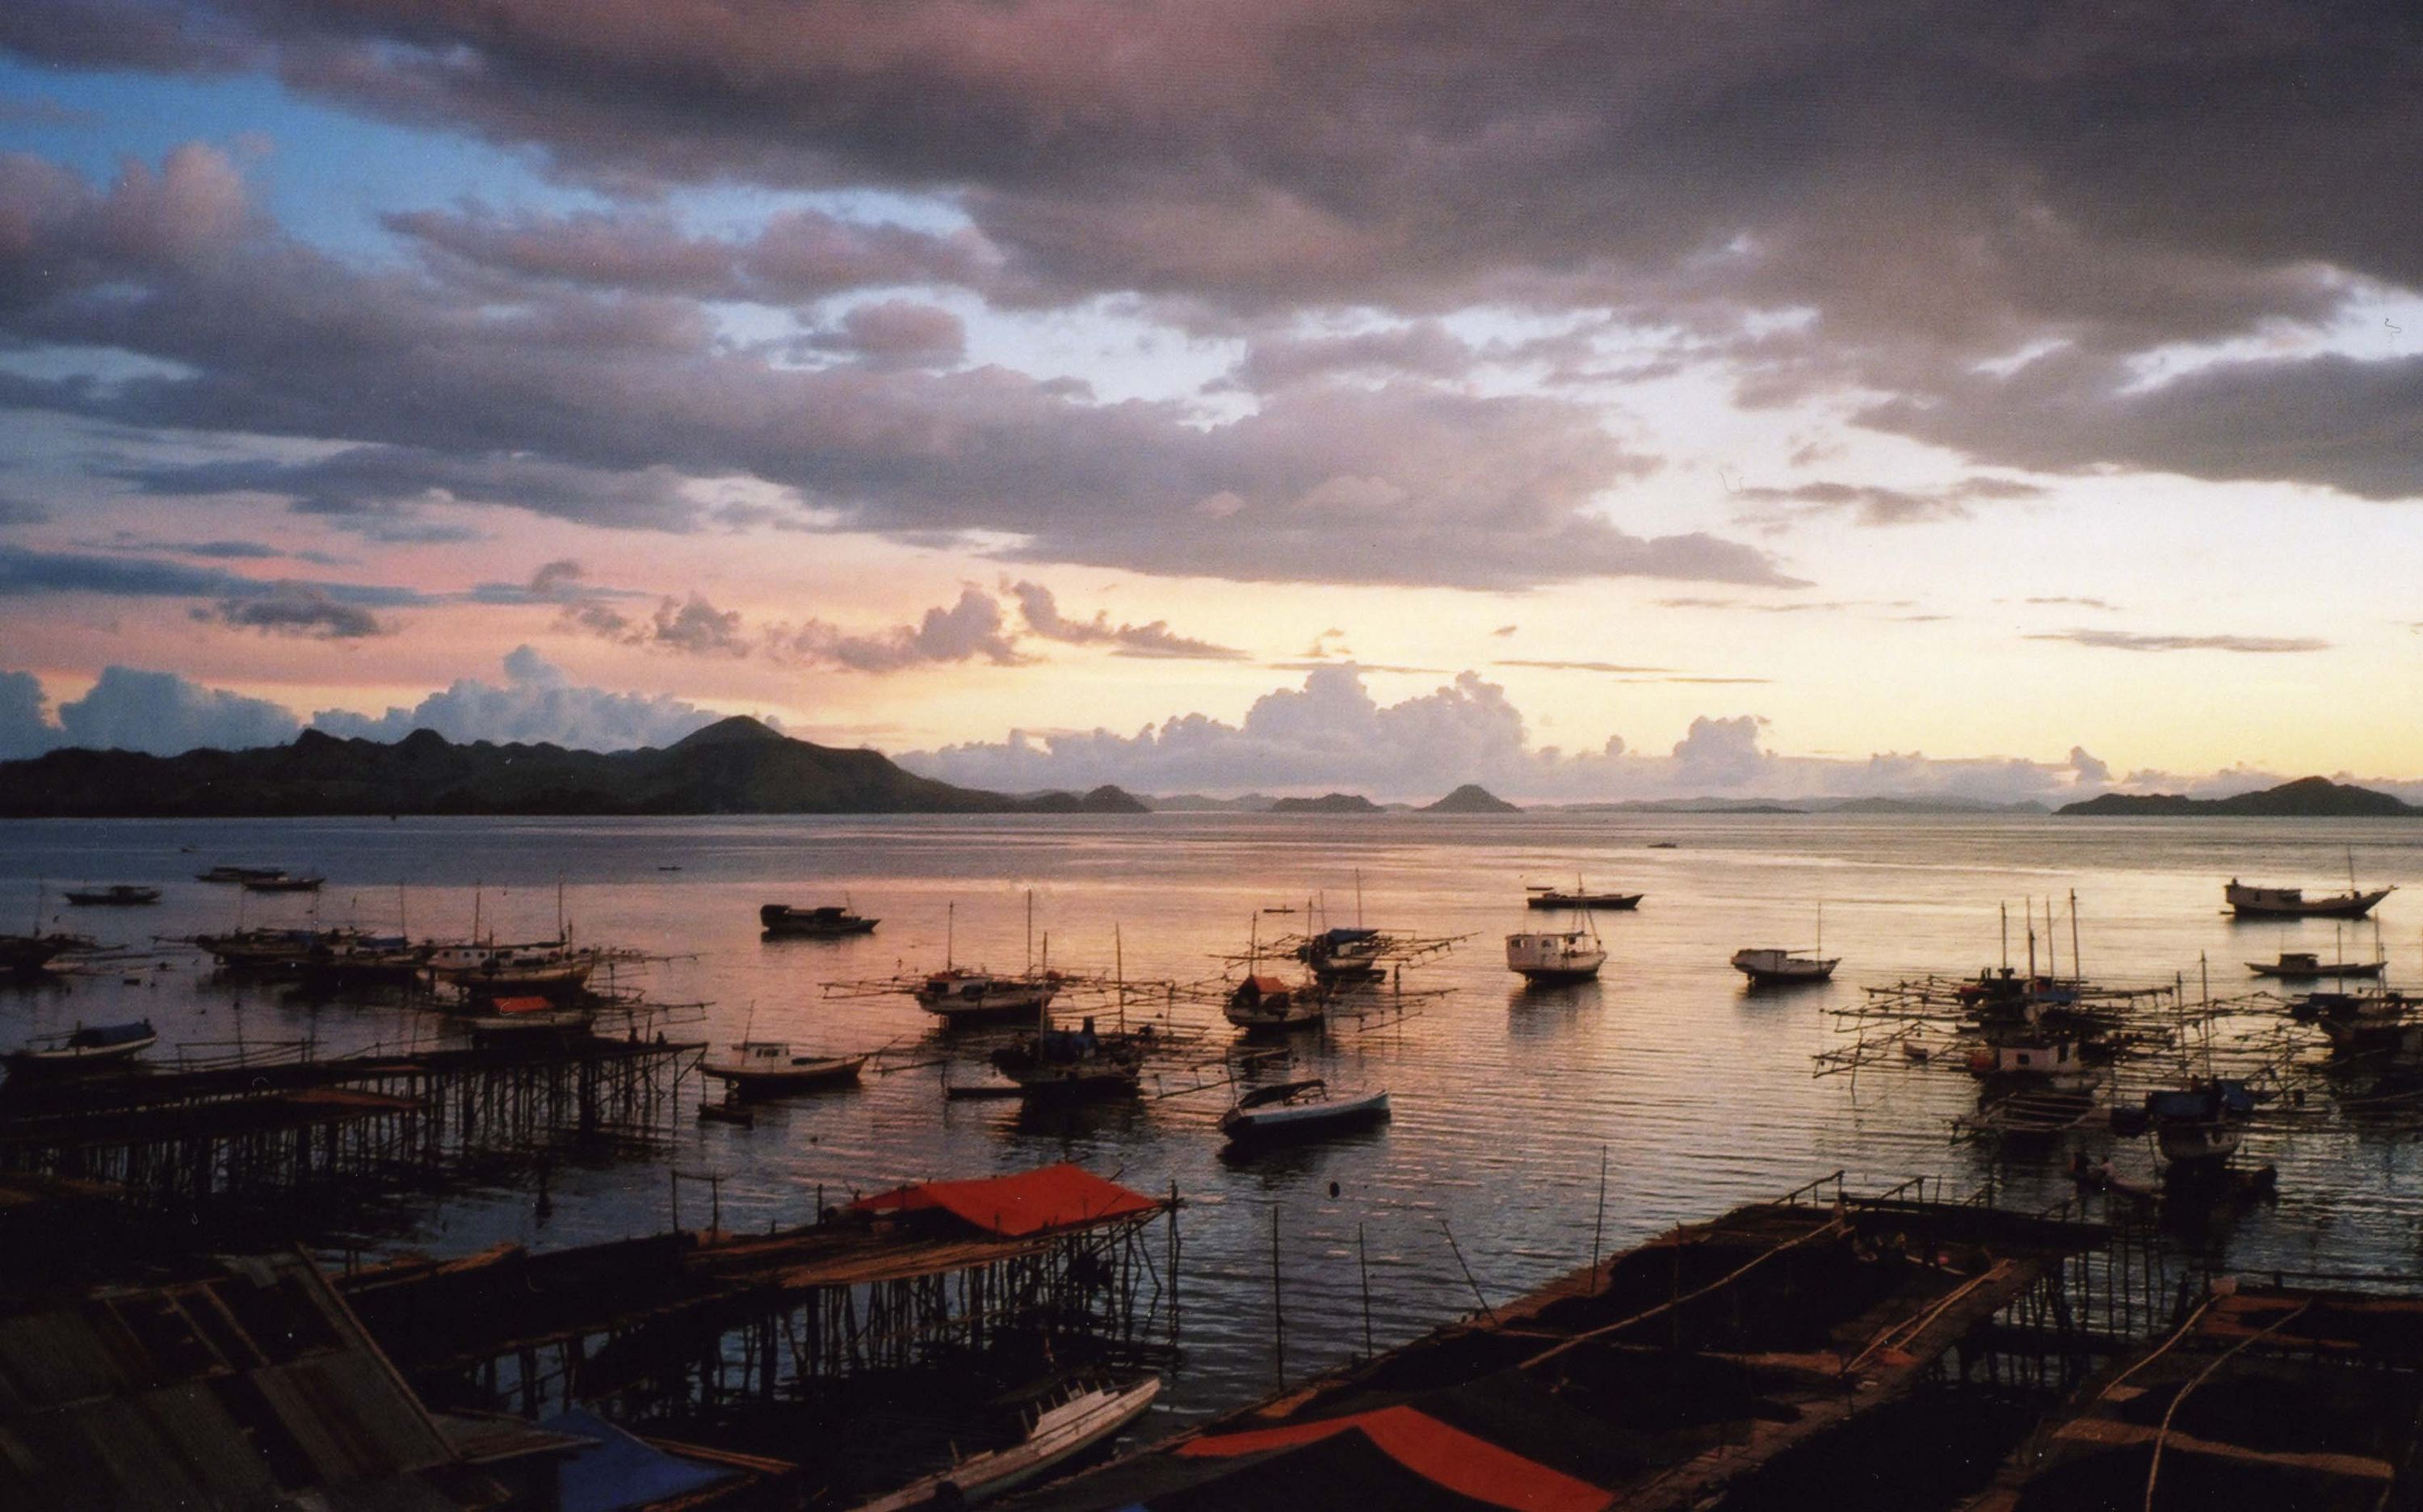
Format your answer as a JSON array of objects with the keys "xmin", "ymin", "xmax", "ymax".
[
  {"xmin": 1176, "ymin": 1405, "xmax": 1610, "ymax": 1512},
  {"xmin": 850, "ymin": 1162, "xmax": 1159, "ymax": 1237}
]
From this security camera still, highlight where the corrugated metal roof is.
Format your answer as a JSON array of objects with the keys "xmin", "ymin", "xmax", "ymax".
[{"xmin": 0, "ymin": 1251, "xmax": 484, "ymax": 1510}]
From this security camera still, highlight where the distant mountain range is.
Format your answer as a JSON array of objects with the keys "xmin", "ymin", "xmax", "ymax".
[
  {"xmin": 2058, "ymin": 776, "xmax": 2417, "ymax": 817},
  {"xmin": 0, "ymin": 717, "xmax": 1151, "ymax": 817},
  {"xmin": 1267, "ymin": 792, "xmax": 1386, "ymax": 813}
]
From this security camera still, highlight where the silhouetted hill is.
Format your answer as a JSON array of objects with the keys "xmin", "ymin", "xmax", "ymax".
[
  {"xmin": 2059, "ymin": 776, "xmax": 2417, "ymax": 817},
  {"xmin": 1018, "ymin": 785, "xmax": 1153, "ymax": 814},
  {"xmin": 1269, "ymin": 792, "xmax": 1384, "ymax": 813},
  {"xmin": 1421, "ymin": 783, "xmax": 1522, "ymax": 813},
  {"xmin": 0, "ymin": 720, "xmax": 1089, "ymax": 817}
]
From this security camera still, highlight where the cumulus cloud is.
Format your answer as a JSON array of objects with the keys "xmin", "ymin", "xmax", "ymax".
[
  {"xmin": 1007, "ymin": 580, "xmax": 1246, "ymax": 660},
  {"xmin": 53, "ymin": 666, "xmax": 300, "ymax": 754},
  {"xmin": 310, "ymin": 646, "xmax": 736, "ymax": 749},
  {"xmin": 771, "ymin": 588, "xmax": 1027, "ymax": 672},
  {"xmin": 0, "ymin": 670, "xmax": 60, "ymax": 759}
]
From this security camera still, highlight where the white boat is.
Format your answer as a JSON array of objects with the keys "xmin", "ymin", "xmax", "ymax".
[
  {"xmin": 2225, "ymin": 879, "xmax": 2393, "ymax": 920},
  {"xmin": 429, "ymin": 939, "xmax": 600, "ymax": 993},
  {"xmin": 1730, "ymin": 947, "xmax": 1839, "ymax": 985},
  {"xmin": 6, "ymin": 1018, "xmax": 156, "ymax": 1073},
  {"xmin": 1223, "ymin": 974, "xmax": 1324, "ymax": 1031},
  {"xmin": 1505, "ymin": 929, "xmax": 1605, "ymax": 983},
  {"xmin": 850, "ymin": 1372, "xmax": 1161, "ymax": 1512},
  {"xmin": 701, "ymin": 1041, "xmax": 869, "ymax": 1096},
  {"xmin": 914, "ymin": 968, "xmax": 1060, "ymax": 1026},
  {"xmin": 1220, "ymin": 1079, "xmax": 1392, "ymax": 1146}
]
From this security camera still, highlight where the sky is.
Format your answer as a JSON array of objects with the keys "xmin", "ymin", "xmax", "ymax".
[{"xmin": 1, "ymin": 2, "xmax": 2420, "ymax": 801}]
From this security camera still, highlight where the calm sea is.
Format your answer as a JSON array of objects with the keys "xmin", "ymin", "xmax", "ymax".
[{"xmin": 5, "ymin": 812, "xmax": 2421, "ymax": 1425}]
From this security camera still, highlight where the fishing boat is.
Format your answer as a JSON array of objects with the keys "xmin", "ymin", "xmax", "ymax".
[
  {"xmin": 1505, "ymin": 927, "xmax": 1606, "ymax": 983},
  {"xmin": 2246, "ymin": 951, "xmax": 2384, "ymax": 981},
  {"xmin": 2127, "ymin": 1080, "xmax": 2259, "ymax": 1166},
  {"xmin": 195, "ymin": 865, "xmax": 285, "ymax": 884},
  {"xmin": 455, "ymin": 996, "xmax": 594, "ymax": 1035},
  {"xmin": 2224, "ymin": 878, "xmax": 2393, "ymax": 920},
  {"xmin": 1731, "ymin": 947, "xmax": 1839, "ymax": 986},
  {"xmin": 1224, "ymin": 975, "xmax": 1324, "ymax": 1032},
  {"xmin": 988, "ymin": 1018, "xmax": 1147, "ymax": 1100},
  {"xmin": 298, "ymin": 934, "xmax": 431, "ymax": 985},
  {"xmin": 1965, "ymin": 1036, "xmax": 2089, "ymax": 1085},
  {"xmin": 191, "ymin": 926, "xmax": 364, "ymax": 972},
  {"xmin": 1219, "ymin": 1078, "xmax": 1392, "ymax": 1147},
  {"xmin": 848, "ymin": 1371, "xmax": 1161, "ymax": 1512},
  {"xmin": 1294, "ymin": 926, "xmax": 1388, "ymax": 982},
  {"xmin": 429, "ymin": 939, "xmax": 600, "ymax": 995},
  {"xmin": 61, "ymin": 884, "xmax": 161, "ymax": 907},
  {"xmin": 6, "ymin": 1018, "xmax": 156, "ymax": 1073},
  {"xmin": 0, "ymin": 932, "xmax": 94, "ymax": 977},
  {"xmin": 702, "ymin": 1041, "xmax": 869, "ymax": 1096},
  {"xmin": 241, "ymin": 872, "xmax": 325, "ymax": 893},
  {"xmin": 759, "ymin": 903, "xmax": 879, "ymax": 938},
  {"xmin": 1525, "ymin": 881, "xmax": 1643, "ymax": 910},
  {"xmin": 2300, "ymin": 990, "xmax": 2423, "ymax": 1054},
  {"xmin": 916, "ymin": 968, "xmax": 1062, "ymax": 1026}
]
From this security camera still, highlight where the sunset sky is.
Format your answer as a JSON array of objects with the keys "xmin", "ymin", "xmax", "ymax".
[{"xmin": 2, "ymin": 2, "xmax": 2419, "ymax": 800}]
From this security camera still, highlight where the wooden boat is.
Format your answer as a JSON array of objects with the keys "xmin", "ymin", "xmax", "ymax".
[
  {"xmin": 299, "ymin": 934, "xmax": 431, "ymax": 985},
  {"xmin": 1293, "ymin": 926, "xmax": 1389, "ymax": 982},
  {"xmin": 702, "ymin": 1041, "xmax": 869, "ymax": 1096},
  {"xmin": 1220, "ymin": 1079, "xmax": 1392, "ymax": 1146},
  {"xmin": 2114, "ymin": 1080, "xmax": 2259, "ymax": 1166},
  {"xmin": 195, "ymin": 865, "xmax": 285, "ymax": 884},
  {"xmin": 759, "ymin": 903, "xmax": 879, "ymax": 938},
  {"xmin": 452, "ymin": 994, "xmax": 593, "ymax": 1035},
  {"xmin": 2246, "ymin": 951, "xmax": 2383, "ymax": 981},
  {"xmin": 2303, "ymin": 991, "xmax": 2423, "ymax": 1054},
  {"xmin": 6, "ymin": 1018, "xmax": 156, "ymax": 1073},
  {"xmin": 192, "ymin": 926, "xmax": 364, "ymax": 972},
  {"xmin": 988, "ymin": 1018, "xmax": 1148, "ymax": 1100},
  {"xmin": 1525, "ymin": 882, "xmax": 1642, "ymax": 910},
  {"xmin": 915, "ymin": 968, "xmax": 1060, "ymax": 1026},
  {"xmin": 0, "ymin": 933, "xmax": 93, "ymax": 977},
  {"xmin": 241, "ymin": 873, "xmax": 325, "ymax": 893},
  {"xmin": 2224, "ymin": 879, "xmax": 2393, "ymax": 920},
  {"xmin": 429, "ymin": 939, "xmax": 599, "ymax": 995},
  {"xmin": 1505, "ymin": 928, "xmax": 1605, "ymax": 983},
  {"xmin": 1224, "ymin": 975, "xmax": 1324, "ymax": 1032},
  {"xmin": 848, "ymin": 1372, "xmax": 1161, "ymax": 1512},
  {"xmin": 1730, "ymin": 947, "xmax": 1839, "ymax": 985},
  {"xmin": 62, "ymin": 884, "xmax": 161, "ymax": 907},
  {"xmin": 1964, "ymin": 1036, "xmax": 2089, "ymax": 1085}
]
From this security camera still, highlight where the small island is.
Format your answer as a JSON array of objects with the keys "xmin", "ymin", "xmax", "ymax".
[
  {"xmin": 1420, "ymin": 783, "xmax": 1522, "ymax": 814},
  {"xmin": 2058, "ymin": 775, "xmax": 2417, "ymax": 818},
  {"xmin": 1268, "ymin": 792, "xmax": 1384, "ymax": 814}
]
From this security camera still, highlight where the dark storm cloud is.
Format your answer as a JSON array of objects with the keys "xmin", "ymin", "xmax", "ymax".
[{"xmin": 0, "ymin": 146, "xmax": 1783, "ymax": 590}]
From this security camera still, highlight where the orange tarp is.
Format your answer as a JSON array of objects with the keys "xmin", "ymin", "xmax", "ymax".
[
  {"xmin": 850, "ymin": 1162, "xmax": 1159, "ymax": 1237},
  {"xmin": 1176, "ymin": 1405, "xmax": 1610, "ymax": 1512}
]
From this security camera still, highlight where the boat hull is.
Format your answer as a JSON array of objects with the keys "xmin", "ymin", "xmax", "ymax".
[
  {"xmin": 2225, "ymin": 884, "xmax": 2392, "ymax": 920},
  {"xmin": 702, "ymin": 1056, "xmax": 868, "ymax": 1096},
  {"xmin": 1732, "ymin": 950, "xmax": 1840, "ymax": 987},
  {"xmin": 1222, "ymin": 1090, "xmax": 1392, "ymax": 1146},
  {"xmin": 850, "ymin": 1376, "xmax": 1161, "ymax": 1512},
  {"xmin": 1526, "ymin": 892, "xmax": 1641, "ymax": 910}
]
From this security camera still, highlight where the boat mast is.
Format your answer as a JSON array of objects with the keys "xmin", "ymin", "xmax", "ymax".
[
  {"xmin": 2045, "ymin": 896, "xmax": 2057, "ymax": 980},
  {"xmin": 946, "ymin": 900, "xmax": 955, "ymax": 968},
  {"xmin": 2000, "ymin": 902, "xmax": 2009, "ymax": 971},
  {"xmin": 1025, "ymin": 889, "xmax": 1034, "ymax": 976},
  {"xmin": 2069, "ymin": 888, "xmax": 2081, "ymax": 981}
]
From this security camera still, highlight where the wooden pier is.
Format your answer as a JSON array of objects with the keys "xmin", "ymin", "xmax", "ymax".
[{"xmin": 0, "ymin": 1035, "xmax": 703, "ymax": 1216}]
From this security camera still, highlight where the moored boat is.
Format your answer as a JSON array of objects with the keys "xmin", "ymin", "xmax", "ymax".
[
  {"xmin": 759, "ymin": 903, "xmax": 879, "ymax": 938},
  {"xmin": 454, "ymin": 996, "xmax": 594, "ymax": 1035},
  {"xmin": 1220, "ymin": 1078, "xmax": 1392, "ymax": 1147},
  {"xmin": 2247, "ymin": 951, "xmax": 2384, "ymax": 981},
  {"xmin": 1223, "ymin": 974, "xmax": 1324, "ymax": 1032},
  {"xmin": 915, "ymin": 968, "xmax": 1061, "ymax": 1026},
  {"xmin": 6, "ymin": 1018, "xmax": 156, "ymax": 1074},
  {"xmin": 1731, "ymin": 947, "xmax": 1839, "ymax": 986},
  {"xmin": 429, "ymin": 939, "xmax": 600, "ymax": 996},
  {"xmin": 1506, "ymin": 928, "xmax": 1606, "ymax": 983},
  {"xmin": 848, "ymin": 1371, "xmax": 1161, "ymax": 1512},
  {"xmin": 988, "ymin": 1018, "xmax": 1148, "ymax": 1100},
  {"xmin": 62, "ymin": 884, "xmax": 161, "ymax": 907},
  {"xmin": 195, "ymin": 865, "xmax": 285, "ymax": 884},
  {"xmin": 1525, "ymin": 882, "xmax": 1643, "ymax": 910},
  {"xmin": 702, "ymin": 1041, "xmax": 870, "ymax": 1096},
  {"xmin": 191, "ymin": 926, "xmax": 365, "ymax": 972},
  {"xmin": 241, "ymin": 872, "xmax": 325, "ymax": 893},
  {"xmin": 1294, "ymin": 926, "xmax": 1388, "ymax": 982},
  {"xmin": 0, "ymin": 932, "xmax": 94, "ymax": 977},
  {"xmin": 2225, "ymin": 878, "xmax": 2393, "ymax": 920},
  {"xmin": 1965, "ymin": 1036, "xmax": 2089, "ymax": 1084}
]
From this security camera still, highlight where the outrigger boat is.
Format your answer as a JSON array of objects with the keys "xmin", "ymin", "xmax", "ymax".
[
  {"xmin": 848, "ymin": 1371, "xmax": 1161, "ymax": 1512},
  {"xmin": 191, "ymin": 926, "xmax": 367, "ymax": 972},
  {"xmin": 1220, "ymin": 1078, "xmax": 1391, "ymax": 1147},
  {"xmin": 1525, "ymin": 880, "xmax": 1643, "ymax": 910},
  {"xmin": 429, "ymin": 939, "xmax": 601, "ymax": 996},
  {"xmin": 62, "ymin": 884, "xmax": 161, "ymax": 907},
  {"xmin": 1506, "ymin": 926, "xmax": 1606, "ymax": 983},
  {"xmin": 702, "ymin": 1040, "xmax": 869, "ymax": 1097},
  {"xmin": 2116, "ymin": 1079, "xmax": 2260, "ymax": 1167},
  {"xmin": 988, "ymin": 1017, "xmax": 1148, "ymax": 1101},
  {"xmin": 917, "ymin": 968, "xmax": 1062, "ymax": 1026},
  {"xmin": 2225, "ymin": 878, "xmax": 2393, "ymax": 920},
  {"xmin": 6, "ymin": 1018, "xmax": 156, "ymax": 1074},
  {"xmin": 1224, "ymin": 975, "xmax": 1324, "ymax": 1032},
  {"xmin": 2248, "ymin": 951, "xmax": 2384, "ymax": 981},
  {"xmin": 759, "ymin": 903, "xmax": 879, "ymax": 938},
  {"xmin": 0, "ymin": 932, "xmax": 94, "ymax": 977}
]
